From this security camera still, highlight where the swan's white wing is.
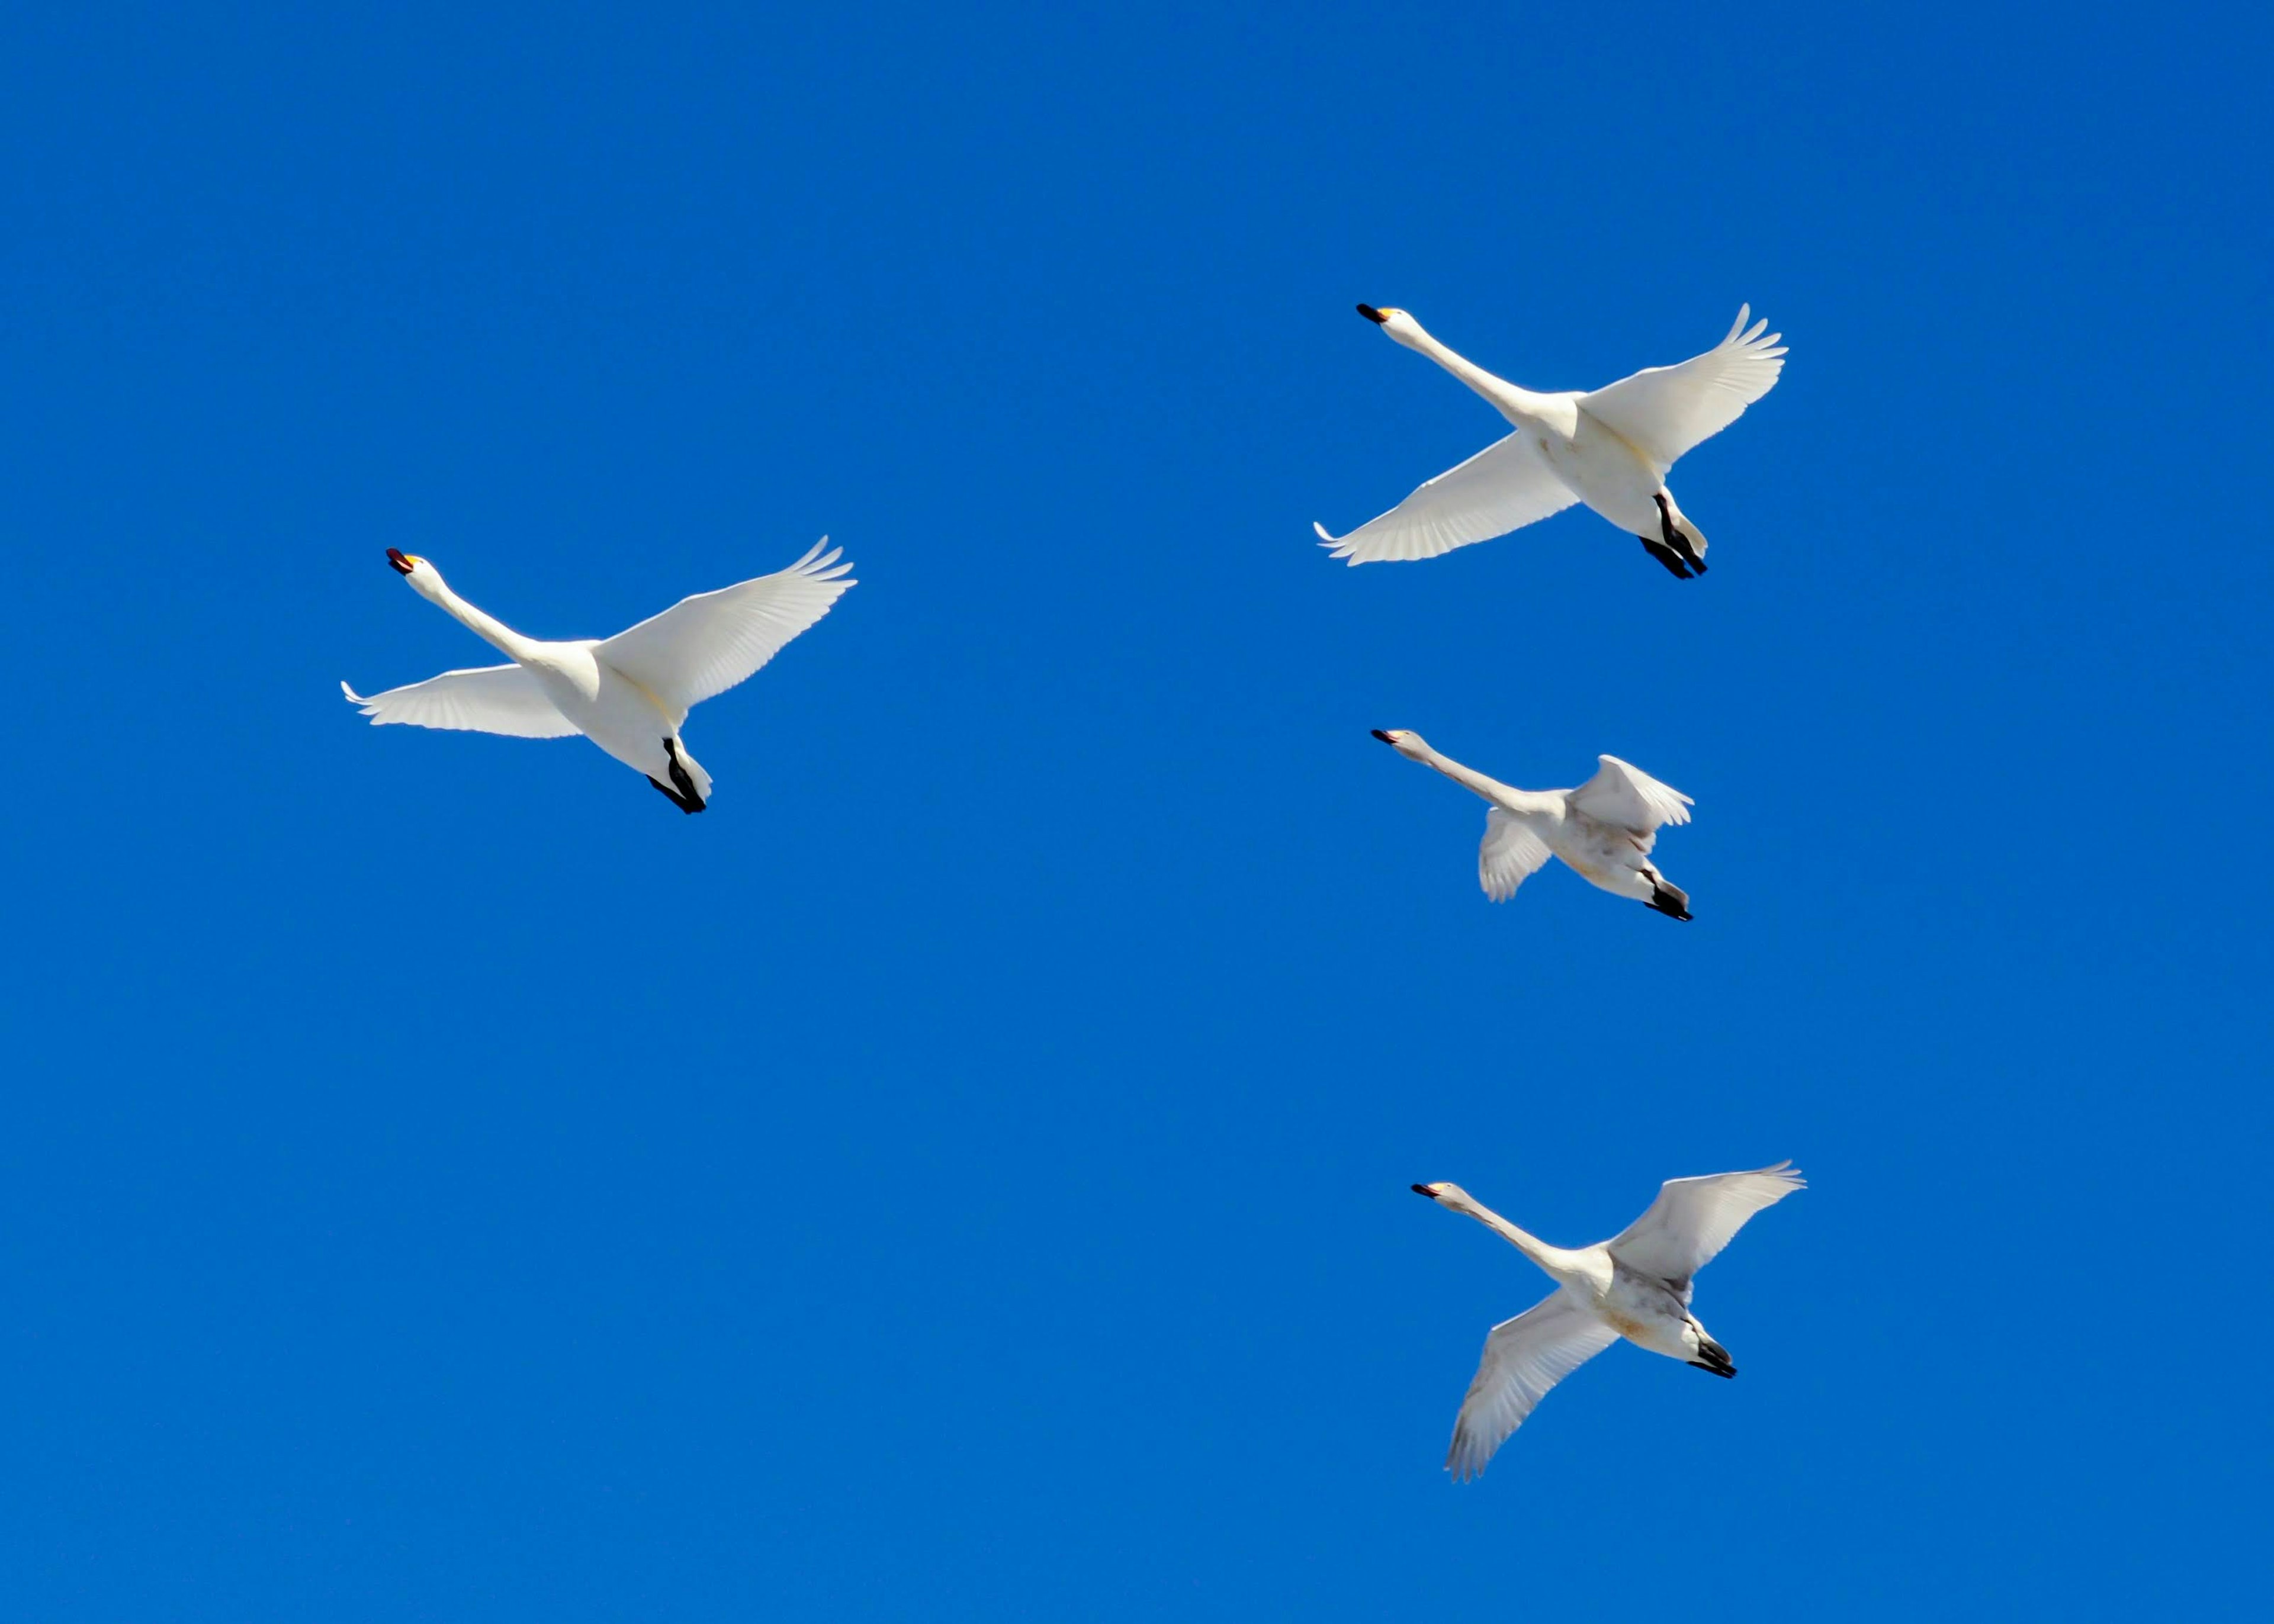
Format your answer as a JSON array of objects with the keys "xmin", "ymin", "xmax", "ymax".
[
  {"xmin": 339, "ymin": 667, "xmax": 580, "ymax": 738},
  {"xmin": 1566, "ymin": 755, "xmax": 1692, "ymax": 841},
  {"xmin": 1578, "ymin": 306, "xmax": 1786, "ymax": 473},
  {"xmin": 1607, "ymin": 1162, "xmax": 1805, "ymax": 1285},
  {"xmin": 1446, "ymin": 1294, "xmax": 1618, "ymax": 1482},
  {"xmin": 1479, "ymin": 808, "xmax": 1553, "ymax": 902},
  {"xmin": 1314, "ymin": 433, "xmax": 1578, "ymax": 565},
  {"xmin": 599, "ymin": 541, "xmax": 855, "ymax": 723}
]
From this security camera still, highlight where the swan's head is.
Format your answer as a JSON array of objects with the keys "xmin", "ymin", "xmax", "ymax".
[
  {"xmin": 386, "ymin": 548, "xmax": 444, "ymax": 598},
  {"xmin": 1372, "ymin": 728, "xmax": 1431, "ymax": 761},
  {"xmin": 1356, "ymin": 303, "xmax": 1428, "ymax": 350}
]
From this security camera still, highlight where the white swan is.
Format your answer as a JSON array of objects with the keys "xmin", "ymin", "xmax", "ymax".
[
  {"xmin": 1371, "ymin": 729, "xmax": 1695, "ymax": 919},
  {"xmin": 342, "ymin": 541, "xmax": 855, "ymax": 813},
  {"xmin": 1315, "ymin": 304, "xmax": 1785, "ymax": 576},
  {"xmin": 1413, "ymin": 1163, "xmax": 1804, "ymax": 1480}
]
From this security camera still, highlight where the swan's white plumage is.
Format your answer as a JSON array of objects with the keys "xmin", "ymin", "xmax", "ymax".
[
  {"xmin": 342, "ymin": 539, "xmax": 854, "ymax": 810},
  {"xmin": 1373, "ymin": 731, "xmax": 1692, "ymax": 914},
  {"xmin": 600, "ymin": 541, "xmax": 855, "ymax": 726},
  {"xmin": 340, "ymin": 666, "xmax": 582, "ymax": 738},
  {"xmin": 1607, "ymin": 1162, "xmax": 1807, "ymax": 1285},
  {"xmin": 1478, "ymin": 807, "xmax": 1553, "ymax": 901},
  {"xmin": 1313, "ymin": 433, "xmax": 1578, "ymax": 565},
  {"xmin": 1417, "ymin": 1165, "xmax": 1804, "ymax": 1478},
  {"xmin": 1447, "ymin": 1296, "xmax": 1619, "ymax": 1483},
  {"xmin": 1317, "ymin": 305, "xmax": 1783, "ymax": 568},
  {"xmin": 1566, "ymin": 755, "xmax": 1694, "ymax": 841},
  {"xmin": 1578, "ymin": 305, "xmax": 1787, "ymax": 474}
]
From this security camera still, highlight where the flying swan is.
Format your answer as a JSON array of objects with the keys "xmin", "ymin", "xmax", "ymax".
[
  {"xmin": 342, "ymin": 541, "xmax": 855, "ymax": 813},
  {"xmin": 1370, "ymin": 729, "xmax": 1695, "ymax": 919},
  {"xmin": 1413, "ymin": 1163, "xmax": 1804, "ymax": 1480},
  {"xmin": 1315, "ymin": 304, "xmax": 1785, "ymax": 576}
]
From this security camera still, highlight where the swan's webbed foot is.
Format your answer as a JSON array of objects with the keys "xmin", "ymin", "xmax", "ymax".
[
  {"xmin": 1687, "ymin": 1338, "xmax": 1737, "ymax": 1378},
  {"xmin": 657, "ymin": 737, "xmax": 707, "ymax": 813},
  {"xmin": 1645, "ymin": 879, "xmax": 1692, "ymax": 921},
  {"xmin": 1652, "ymin": 493, "xmax": 1707, "ymax": 574},
  {"xmin": 1639, "ymin": 536, "xmax": 1695, "ymax": 578},
  {"xmin": 647, "ymin": 775, "xmax": 704, "ymax": 814}
]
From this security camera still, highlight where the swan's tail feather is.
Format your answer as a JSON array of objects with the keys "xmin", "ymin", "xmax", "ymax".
[
  {"xmin": 1652, "ymin": 491, "xmax": 1708, "ymax": 573},
  {"xmin": 1673, "ymin": 514, "xmax": 1708, "ymax": 572},
  {"xmin": 651, "ymin": 737, "xmax": 709, "ymax": 814}
]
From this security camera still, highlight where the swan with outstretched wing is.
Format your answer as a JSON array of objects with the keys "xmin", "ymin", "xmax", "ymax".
[
  {"xmin": 1370, "ymin": 729, "xmax": 1697, "ymax": 920},
  {"xmin": 1318, "ymin": 304, "xmax": 1785, "ymax": 577},
  {"xmin": 1412, "ymin": 1163, "xmax": 1804, "ymax": 1480},
  {"xmin": 343, "ymin": 541, "xmax": 855, "ymax": 813}
]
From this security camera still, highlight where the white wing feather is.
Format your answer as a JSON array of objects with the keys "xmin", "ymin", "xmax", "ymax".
[
  {"xmin": 599, "ymin": 541, "xmax": 856, "ymax": 724},
  {"xmin": 1608, "ymin": 1162, "xmax": 1806, "ymax": 1285},
  {"xmin": 1314, "ymin": 433, "xmax": 1578, "ymax": 564},
  {"xmin": 1566, "ymin": 755, "xmax": 1692, "ymax": 842},
  {"xmin": 1446, "ymin": 1294, "xmax": 1618, "ymax": 1482},
  {"xmin": 1578, "ymin": 305, "xmax": 1787, "ymax": 474},
  {"xmin": 339, "ymin": 667, "xmax": 580, "ymax": 739},
  {"xmin": 1478, "ymin": 808, "xmax": 1553, "ymax": 902}
]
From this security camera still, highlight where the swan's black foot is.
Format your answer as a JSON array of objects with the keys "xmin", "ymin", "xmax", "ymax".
[
  {"xmin": 1640, "ymin": 536, "xmax": 1694, "ymax": 578},
  {"xmin": 647, "ymin": 775, "xmax": 704, "ymax": 814},
  {"xmin": 1653, "ymin": 493, "xmax": 1707, "ymax": 574},
  {"xmin": 1687, "ymin": 1339, "xmax": 1737, "ymax": 1378},
  {"xmin": 1646, "ymin": 880, "xmax": 1692, "ymax": 921},
  {"xmin": 659, "ymin": 737, "xmax": 706, "ymax": 813}
]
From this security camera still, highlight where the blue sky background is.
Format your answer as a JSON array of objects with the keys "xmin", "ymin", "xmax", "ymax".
[{"xmin": 2, "ymin": 2, "xmax": 2268, "ymax": 1617}]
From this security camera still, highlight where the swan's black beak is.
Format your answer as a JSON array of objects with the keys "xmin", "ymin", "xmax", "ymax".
[
  {"xmin": 1372, "ymin": 729, "xmax": 1395, "ymax": 744},
  {"xmin": 1356, "ymin": 303, "xmax": 1388, "ymax": 324},
  {"xmin": 1411, "ymin": 1183, "xmax": 1443, "ymax": 1199},
  {"xmin": 386, "ymin": 548, "xmax": 415, "ymax": 575}
]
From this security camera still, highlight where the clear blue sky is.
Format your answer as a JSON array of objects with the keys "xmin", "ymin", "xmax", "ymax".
[{"xmin": 2, "ymin": 2, "xmax": 2267, "ymax": 1617}]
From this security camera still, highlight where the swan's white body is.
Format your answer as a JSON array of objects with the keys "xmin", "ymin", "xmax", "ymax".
[
  {"xmin": 1414, "ymin": 1164, "xmax": 1804, "ymax": 1480},
  {"xmin": 342, "ymin": 541, "xmax": 855, "ymax": 812},
  {"xmin": 1316, "ymin": 305, "xmax": 1785, "ymax": 577},
  {"xmin": 1372, "ymin": 729, "xmax": 1695, "ymax": 919}
]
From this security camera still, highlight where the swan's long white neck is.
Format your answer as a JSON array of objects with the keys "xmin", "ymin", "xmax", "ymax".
[
  {"xmin": 1394, "ymin": 320, "xmax": 1556, "ymax": 427},
  {"xmin": 1399, "ymin": 737, "xmax": 1557, "ymax": 816},
  {"xmin": 420, "ymin": 574, "xmax": 538, "ymax": 663},
  {"xmin": 1427, "ymin": 1186, "xmax": 1585, "ymax": 1281}
]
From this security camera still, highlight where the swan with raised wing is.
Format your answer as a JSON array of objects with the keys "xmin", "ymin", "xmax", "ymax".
[
  {"xmin": 1413, "ymin": 1163, "xmax": 1804, "ymax": 1480},
  {"xmin": 1316, "ymin": 304, "xmax": 1785, "ymax": 576},
  {"xmin": 1370, "ymin": 729, "xmax": 1695, "ymax": 919},
  {"xmin": 342, "ymin": 541, "xmax": 855, "ymax": 813}
]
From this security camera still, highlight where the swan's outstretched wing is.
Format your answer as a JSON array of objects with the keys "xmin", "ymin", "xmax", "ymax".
[
  {"xmin": 1566, "ymin": 755, "xmax": 1692, "ymax": 844},
  {"xmin": 339, "ymin": 667, "xmax": 580, "ymax": 738},
  {"xmin": 1607, "ymin": 1162, "xmax": 1805, "ymax": 1285},
  {"xmin": 1446, "ymin": 1294, "xmax": 1618, "ymax": 1481},
  {"xmin": 1578, "ymin": 306, "xmax": 1786, "ymax": 473},
  {"xmin": 1315, "ymin": 433, "xmax": 1578, "ymax": 564},
  {"xmin": 1479, "ymin": 808, "xmax": 1553, "ymax": 902},
  {"xmin": 599, "ymin": 541, "xmax": 855, "ymax": 724}
]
